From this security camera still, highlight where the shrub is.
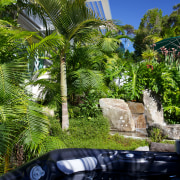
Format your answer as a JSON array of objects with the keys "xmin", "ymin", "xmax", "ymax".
[{"xmin": 148, "ymin": 127, "xmax": 167, "ymax": 142}]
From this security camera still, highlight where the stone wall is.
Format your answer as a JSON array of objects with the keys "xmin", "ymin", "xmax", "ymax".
[
  {"xmin": 143, "ymin": 90, "xmax": 165, "ymax": 126},
  {"xmin": 99, "ymin": 97, "xmax": 180, "ymax": 140},
  {"xmin": 147, "ymin": 124, "xmax": 180, "ymax": 140},
  {"xmin": 164, "ymin": 125, "xmax": 180, "ymax": 140},
  {"xmin": 127, "ymin": 102, "xmax": 146, "ymax": 129},
  {"xmin": 99, "ymin": 98, "xmax": 135, "ymax": 132}
]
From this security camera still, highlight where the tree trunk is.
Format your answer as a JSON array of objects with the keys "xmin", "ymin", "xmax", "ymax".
[{"xmin": 60, "ymin": 54, "xmax": 69, "ymax": 130}]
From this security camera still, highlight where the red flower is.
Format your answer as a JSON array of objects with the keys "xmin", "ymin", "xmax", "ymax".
[{"xmin": 146, "ymin": 64, "xmax": 153, "ymax": 70}]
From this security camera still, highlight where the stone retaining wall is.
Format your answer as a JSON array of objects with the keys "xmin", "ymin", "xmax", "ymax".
[
  {"xmin": 127, "ymin": 102, "xmax": 146, "ymax": 129},
  {"xmin": 99, "ymin": 98, "xmax": 180, "ymax": 140},
  {"xmin": 164, "ymin": 125, "xmax": 180, "ymax": 140}
]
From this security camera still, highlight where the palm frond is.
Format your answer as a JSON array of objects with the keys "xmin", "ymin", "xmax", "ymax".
[
  {"xmin": 71, "ymin": 69, "xmax": 105, "ymax": 93},
  {"xmin": 0, "ymin": 65, "xmax": 20, "ymax": 102},
  {"xmin": 0, "ymin": 122, "xmax": 20, "ymax": 156},
  {"xmin": 28, "ymin": 32, "xmax": 65, "ymax": 56},
  {"xmin": 39, "ymin": 136, "xmax": 66, "ymax": 155},
  {"xmin": 0, "ymin": 20, "xmax": 13, "ymax": 26},
  {"xmin": 0, "ymin": 63, "xmax": 29, "ymax": 102},
  {"xmin": 69, "ymin": 18, "xmax": 103, "ymax": 41},
  {"xmin": 34, "ymin": 0, "xmax": 103, "ymax": 40},
  {"xmin": 19, "ymin": 101, "xmax": 49, "ymax": 151},
  {"xmin": 0, "ymin": 106, "xmax": 19, "ymax": 123},
  {"xmin": 99, "ymin": 37, "xmax": 120, "ymax": 53}
]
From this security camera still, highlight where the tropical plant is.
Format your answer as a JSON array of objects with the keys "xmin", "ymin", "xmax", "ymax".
[
  {"xmin": 142, "ymin": 45, "xmax": 158, "ymax": 61},
  {"xmin": 0, "ymin": 8, "xmax": 53, "ymax": 172},
  {"xmin": 0, "ymin": 48, "xmax": 49, "ymax": 174},
  {"xmin": 28, "ymin": 0, "xmax": 105, "ymax": 130},
  {"xmin": 116, "ymin": 62, "xmax": 145, "ymax": 101},
  {"xmin": 148, "ymin": 127, "xmax": 166, "ymax": 142}
]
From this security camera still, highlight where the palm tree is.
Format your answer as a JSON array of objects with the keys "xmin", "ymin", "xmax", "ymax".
[{"xmin": 31, "ymin": 0, "xmax": 104, "ymax": 130}]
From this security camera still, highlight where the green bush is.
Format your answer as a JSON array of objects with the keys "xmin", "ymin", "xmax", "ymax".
[{"xmin": 148, "ymin": 127, "xmax": 167, "ymax": 142}]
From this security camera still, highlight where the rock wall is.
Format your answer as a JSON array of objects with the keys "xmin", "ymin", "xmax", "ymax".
[
  {"xmin": 127, "ymin": 102, "xmax": 146, "ymax": 129},
  {"xmin": 147, "ymin": 124, "xmax": 180, "ymax": 140},
  {"xmin": 143, "ymin": 90, "xmax": 165, "ymax": 126},
  {"xmin": 99, "ymin": 97, "xmax": 179, "ymax": 140},
  {"xmin": 164, "ymin": 125, "xmax": 180, "ymax": 140},
  {"xmin": 99, "ymin": 98, "xmax": 135, "ymax": 132}
]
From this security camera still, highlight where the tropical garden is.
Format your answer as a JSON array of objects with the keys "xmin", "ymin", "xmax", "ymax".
[{"xmin": 0, "ymin": 0, "xmax": 180, "ymax": 174}]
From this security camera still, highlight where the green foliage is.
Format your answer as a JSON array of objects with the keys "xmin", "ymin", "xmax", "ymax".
[
  {"xmin": 142, "ymin": 46, "xmax": 158, "ymax": 61},
  {"xmin": 48, "ymin": 116, "xmax": 62, "ymax": 136},
  {"xmin": 0, "ymin": 0, "xmax": 49, "ymax": 32},
  {"xmin": 112, "ymin": 56, "xmax": 180, "ymax": 124},
  {"xmin": 162, "ymin": 4, "xmax": 180, "ymax": 37},
  {"xmin": 121, "ymin": 63, "xmax": 143, "ymax": 100},
  {"xmin": 114, "ymin": 61, "xmax": 149, "ymax": 101},
  {"xmin": 0, "ymin": 18, "xmax": 53, "ymax": 173},
  {"xmin": 148, "ymin": 127, "xmax": 166, "ymax": 143},
  {"xmin": 134, "ymin": 4, "xmax": 180, "ymax": 58},
  {"xmin": 0, "ymin": 27, "xmax": 30, "ymax": 64},
  {"xmin": 0, "ymin": 62, "xmax": 50, "ymax": 171},
  {"xmin": 30, "ymin": 0, "xmax": 105, "ymax": 130},
  {"xmin": 28, "ymin": 32, "xmax": 65, "ymax": 57},
  {"xmin": 39, "ymin": 136, "xmax": 66, "ymax": 155},
  {"xmin": 78, "ymin": 91, "xmax": 103, "ymax": 117},
  {"xmin": 139, "ymin": 8, "xmax": 163, "ymax": 34},
  {"xmin": 70, "ymin": 69, "xmax": 105, "ymax": 94},
  {"xmin": 34, "ymin": 0, "xmax": 103, "ymax": 41}
]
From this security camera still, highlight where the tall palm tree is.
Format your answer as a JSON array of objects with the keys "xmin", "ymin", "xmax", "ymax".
[{"xmin": 31, "ymin": 0, "xmax": 104, "ymax": 130}]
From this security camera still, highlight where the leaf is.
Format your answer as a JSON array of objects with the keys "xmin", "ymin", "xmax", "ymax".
[
  {"xmin": 40, "ymin": 136, "xmax": 66, "ymax": 155},
  {"xmin": 20, "ymin": 102, "xmax": 49, "ymax": 150}
]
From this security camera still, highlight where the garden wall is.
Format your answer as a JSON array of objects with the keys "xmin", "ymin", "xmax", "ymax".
[{"xmin": 99, "ymin": 95, "xmax": 180, "ymax": 140}]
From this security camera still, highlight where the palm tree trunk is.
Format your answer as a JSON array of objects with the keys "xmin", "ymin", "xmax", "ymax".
[{"xmin": 60, "ymin": 53, "xmax": 69, "ymax": 130}]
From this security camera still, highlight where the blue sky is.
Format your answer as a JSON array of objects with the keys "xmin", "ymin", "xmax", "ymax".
[
  {"xmin": 108, "ymin": 0, "xmax": 180, "ymax": 52},
  {"xmin": 109, "ymin": 0, "xmax": 180, "ymax": 29}
]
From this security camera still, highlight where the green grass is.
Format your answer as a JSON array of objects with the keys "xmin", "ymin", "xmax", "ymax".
[
  {"xmin": 49, "ymin": 115, "xmax": 149, "ymax": 150},
  {"xmin": 59, "ymin": 136, "xmax": 148, "ymax": 150}
]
